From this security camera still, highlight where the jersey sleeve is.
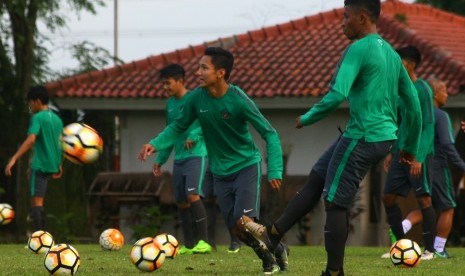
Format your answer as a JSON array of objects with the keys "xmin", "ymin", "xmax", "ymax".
[
  {"xmin": 186, "ymin": 120, "xmax": 203, "ymax": 143},
  {"xmin": 242, "ymin": 97, "xmax": 283, "ymax": 180},
  {"xmin": 150, "ymin": 90, "xmax": 198, "ymax": 151},
  {"xmin": 27, "ymin": 115, "xmax": 41, "ymax": 135},
  {"xmin": 155, "ymin": 105, "xmax": 174, "ymax": 165},
  {"xmin": 299, "ymin": 44, "xmax": 362, "ymax": 126},
  {"xmin": 397, "ymin": 67, "xmax": 421, "ymax": 156},
  {"xmin": 415, "ymin": 81, "xmax": 435, "ymax": 162},
  {"xmin": 435, "ymin": 110, "xmax": 455, "ymax": 145}
]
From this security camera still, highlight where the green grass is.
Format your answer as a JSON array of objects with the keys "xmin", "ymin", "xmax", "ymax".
[{"xmin": 0, "ymin": 244, "xmax": 463, "ymax": 275}]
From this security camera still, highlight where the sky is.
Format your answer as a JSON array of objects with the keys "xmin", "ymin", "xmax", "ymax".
[{"xmin": 46, "ymin": 0, "xmax": 414, "ymax": 71}]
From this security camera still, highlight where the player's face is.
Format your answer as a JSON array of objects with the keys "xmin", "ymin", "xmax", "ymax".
[
  {"xmin": 161, "ymin": 77, "xmax": 183, "ymax": 97},
  {"xmin": 343, "ymin": 6, "xmax": 362, "ymax": 40},
  {"xmin": 435, "ymin": 82, "xmax": 448, "ymax": 107},
  {"xmin": 195, "ymin": 55, "xmax": 223, "ymax": 88},
  {"xmin": 27, "ymin": 99, "xmax": 40, "ymax": 113}
]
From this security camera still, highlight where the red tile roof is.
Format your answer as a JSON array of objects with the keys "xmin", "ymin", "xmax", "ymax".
[{"xmin": 47, "ymin": 0, "xmax": 465, "ymax": 100}]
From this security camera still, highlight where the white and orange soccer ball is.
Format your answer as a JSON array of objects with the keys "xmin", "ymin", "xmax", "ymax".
[
  {"xmin": 154, "ymin": 233, "xmax": 179, "ymax": 259},
  {"xmin": 28, "ymin": 230, "xmax": 54, "ymax": 254},
  {"xmin": 130, "ymin": 237, "xmax": 165, "ymax": 272},
  {"xmin": 390, "ymin": 239, "xmax": 422, "ymax": 268},
  {"xmin": 99, "ymin": 228, "xmax": 124, "ymax": 251},
  {"xmin": 0, "ymin": 203, "xmax": 15, "ymax": 225},
  {"xmin": 44, "ymin": 243, "xmax": 80, "ymax": 275},
  {"xmin": 62, "ymin": 122, "xmax": 103, "ymax": 165}
]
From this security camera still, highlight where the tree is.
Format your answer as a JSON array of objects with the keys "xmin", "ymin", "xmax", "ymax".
[
  {"xmin": 417, "ymin": 0, "xmax": 465, "ymax": 16},
  {"xmin": 0, "ymin": 0, "xmax": 111, "ymax": 238}
]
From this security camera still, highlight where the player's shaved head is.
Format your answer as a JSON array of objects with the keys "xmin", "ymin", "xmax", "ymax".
[
  {"xmin": 344, "ymin": 0, "xmax": 381, "ymax": 22},
  {"xmin": 396, "ymin": 46, "xmax": 422, "ymax": 68}
]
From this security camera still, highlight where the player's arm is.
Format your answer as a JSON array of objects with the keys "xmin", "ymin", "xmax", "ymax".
[
  {"xmin": 299, "ymin": 45, "xmax": 362, "ymax": 126},
  {"xmin": 397, "ymin": 66, "xmax": 422, "ymax": 163},
  {"xmin": 414, "ymin": 81, "xmax": 434, "ymax": 164},
  {"xmin": 138, "ymin": 91, "xmax": 198, "ymax": 161},
  {"xmin": 242, "ymin": 95, "xmax": 283, "ymax": 189},
  {"xmin": 437, "ymin": 111, "xmax": 465, "ymax": 172},
  {"xmin": 5, "ymin": 134, "xmax": 36, "ymax": 176},
  {"xmin": 185, "ymin": 120, "xmax": 203, "ymax": 149}
]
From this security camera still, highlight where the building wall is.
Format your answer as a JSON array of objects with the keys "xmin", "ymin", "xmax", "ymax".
[{"xmin": 119, "ymin": 108, "xmax": 350, "ymax": 175}]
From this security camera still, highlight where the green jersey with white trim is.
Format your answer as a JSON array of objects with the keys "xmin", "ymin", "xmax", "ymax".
[
  {"xmin": 150, "ymin": 84, "xmax": 283, "ymax": 180},
  {"xmin": 28, "ymin": 110, "xmax": 63, "ymax": 173},
  {"xmin": 299, "ymin": 33, "xmax": 421, "ymax": 155},
  {"xmin": 155, "ymin": 92, "xmax": 207, "ymax": 165}
]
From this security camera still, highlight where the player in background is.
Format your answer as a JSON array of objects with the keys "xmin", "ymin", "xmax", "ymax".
[
  {"xmin": 243, "ymin": 1, "xmax": 422, "ymax": 275},
  {"xmin": 5, "ymin": 86, "xmax": 63, "ymax": 232},
  {"xmin": 385, "ymin": 78, "xmax": 464, "ymax": 258},
  {"xmin": 382, "ymin": 45, "xmax": 437, "ymax": 260},
  {"xmin": 139, "ymin": 47, "xmax": 286, "ymax": 274},
  {"xmin": 153, "ymin": 64, "xmax": 212, "ymax": 255}
]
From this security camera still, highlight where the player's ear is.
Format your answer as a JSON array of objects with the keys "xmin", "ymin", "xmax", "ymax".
[{"xmin": 217, "ymin": 68, "xmax": 226, "ymax": 80}]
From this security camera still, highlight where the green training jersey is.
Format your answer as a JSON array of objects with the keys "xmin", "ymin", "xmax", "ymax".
[
  {"xmin": 28, "ymin": 110, "xmax": 63, "ymax": 173},
  {"xmin": 150, "ymin": 84, "xmax": 283, "ymax": 180},
  {"xmin": 299, "ymin": 33, "xmax": 421, "ymax": 155},
  {"xmin": 395, "ymin": 79, "xmax": 435, "ymax": 162},
  {"xmin": 155, "ymin": 92, "xmax": 207, "ymax": 165}
]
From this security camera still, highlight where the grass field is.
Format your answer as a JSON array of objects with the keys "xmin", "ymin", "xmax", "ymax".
[{"xmin": 0, "ymin": 244, "xmax": 463, "ymax": 275}]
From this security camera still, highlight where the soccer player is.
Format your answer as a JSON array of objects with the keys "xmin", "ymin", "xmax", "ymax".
[
  {"xmin": 244, "ymin": 0, "xmax": 422, "ymax": 275},
  {"xmin": 138, "ymin": 47, "xmax": 285, "ymax": 274},
  {"xmin": 382, "ymin": 45, "xmax": 437, "ymax": 260},
  {"xmin": 153, "ymin": 64, "xmax": 212, "ymax": 255},
  {"xmin": 4, "ymin": 86, "xmax": 63, "ymax": 231},
  {"xmin": 387, "ymin": 78, "xmax": 465, "ymax": 258}
]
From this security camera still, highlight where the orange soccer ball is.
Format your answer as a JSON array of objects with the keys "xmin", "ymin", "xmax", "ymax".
[
  {"xmin": 99, "ymin": 228, "xmax": 124, "ymax": 251},
  {"xmin": 390, "ymin": 239, "xmax": 422, "ymax": 268}
]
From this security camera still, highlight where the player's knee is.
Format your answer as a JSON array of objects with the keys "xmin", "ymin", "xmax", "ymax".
[
  {"xmin": 187, "ymin": 194, "xmax": 200, "ymax": 203},
  {"xmin": 383, "ymin": 194, "xmax": 397, "ymax": 207},
  {"xmin": 417, "ymin": 196, "xmax": 432, "ymax": 209}
]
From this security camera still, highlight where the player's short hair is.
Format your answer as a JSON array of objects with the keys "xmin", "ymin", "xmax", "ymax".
[
  {"xmin": 159, "ymin": 64, "xmax": 185, "ymax": 81},
  {"xmin": 396, "ymin": 45, "xmax": 422, "ymax": 68},
  {"xmin": 27, "ymin": 85, "xmax": 49, "ymax": 104},
  {"xmin": 344, "ymin": 0, "xmax": 381, "ymax": 22},
  {"xmin": 204, "ymin": 47, "xmax": 234, "ymax": 81}
]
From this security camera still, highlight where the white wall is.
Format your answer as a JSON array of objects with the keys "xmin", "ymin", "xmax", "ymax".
[{"xmin": 120, "ymin": 109, "xmax": 350, "ymax": 175}]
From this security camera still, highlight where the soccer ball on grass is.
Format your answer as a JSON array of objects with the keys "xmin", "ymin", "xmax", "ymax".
[
  {"xmin": 154, "ymin": 233, "xmax": 179, "ymax": 259},
  {"xmin": 44, "ymin": 243, "xmax": 80, "ymax": 275},
  {"xmin": 28, "ymin": 230, "xmax": 54, "ymax": 254},
  {"xmin": 130, "ymin": 237, "xmax": 165, "ymax": 272},
  {"xmin": 99, "ymin": 228, "xmax": 124, "ymax": 251},
  {"xmin": 390, "ymin": 239, "xmax": 421, "ymax": 268}
]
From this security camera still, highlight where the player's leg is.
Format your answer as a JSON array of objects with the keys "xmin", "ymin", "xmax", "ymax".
[
  {"xmin": 383, "ymin": 152, "xmax": 411, "ymax": 241},
  {"xmin": 245, "ymin": 137, "xmax": 338, "ymax": 254},
  {"xmin": 172, "ymin": 160, "xmax": 195, "ymax": 254},
  {"xmin": 200, "ymin": 166, "xmax": 217, "ymax": 250},
  {"xmin": 410, "ymin": 155, "xmax": 436, "ymax": 259},
  {"xmin": 432, "ymin": 167, "xmax": 456, "ymax": 257},
  {"xmin": 29, "ymin": 170, "xmax": 49, "ymax": 231},
  {"xmin": 228, "ymin": 163, "xmax": 279, "ymax": 274},
  {"xmin": 184, "ymin": 157, "xmax": 211, "ymax": 253},
  {"xmin": 323, "ymin": 138, "xmax": 393, "ymax": 276}
]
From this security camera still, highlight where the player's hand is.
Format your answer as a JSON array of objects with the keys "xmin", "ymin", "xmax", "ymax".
[
  {"xmin": 295, "ymin": 116, "xmax": 303, "ymax": 129},
  {"xmin": 152, "ymin": 163, "xmax": 162, "ymax": 177},
  {"xmin": 399, "ymin": 151, "xmax": 415, "ymax": 165},
  {"xmin": 52, "ymin": 165, "xmax": 63, "ymax": 179},
  {"xmin": 4, "ymin": 158, "xmax": 16, "ymax": 176},
  {"xmin": 185, "ymin": 139, "xmax": 195, "ymax": 150},
  {"xmin": 409, "ymin": 161, "xmax": 422, "ymax": 178},
  {"xmin": 138, "ymin": 144, "xmax": 155, "ymax": 161},
  {"xmin": 461, "ymin": 121, "xmax": 465, "ymax": 132},
  {"xmin": 269, "ymin": 179, "xmax": 282, "ymax": 191},
  {"xmin": 383, "ymin": 152, "xmax": 393, "ymax": 173}
]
